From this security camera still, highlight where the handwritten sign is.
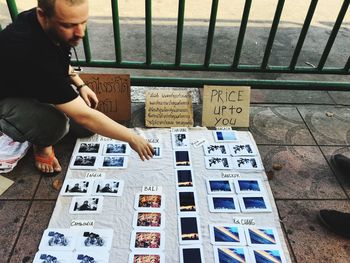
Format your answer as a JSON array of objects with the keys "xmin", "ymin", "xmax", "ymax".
[
  {"xmin": 80, "ymin": 74, "xmax": 131, "ymax": 121},
  {"xmin": 202, "ymin": 86, "xmax": 250, "ymax": 127},
  {"xmin": 145, "ymin": 90, "xmax": 193, "ymax": 127}
]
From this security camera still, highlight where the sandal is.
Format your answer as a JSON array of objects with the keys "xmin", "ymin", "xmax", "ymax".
[{"xmin": 34, "ymin": 149, "xmax": 61, "ymax": 176}]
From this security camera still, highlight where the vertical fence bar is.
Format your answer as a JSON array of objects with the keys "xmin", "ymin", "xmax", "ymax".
[
  {"xmin": 232, "ymin": 0, "xmax": 252, "ymax": 69},
  {"xmin": 111, "ymin": 0, "xmax": 122, "ymax": 63},
  {"xmin": 289, "ymin": 0, "xmax": 318, "ymax": 70},
  {"xmin": 261, "ymin": 0, "xmax": 285, "ymax": 69},
  {"xmin": 6, "ymin": 0, "xmax": 18, "ymax": 21},
  {"xmin": 82, "ymin": 29, "xmax": 92, "ymax": 62},
  {"xmin": 317, "ymin": 0, "xmax": 350, "ymax": 70},
  {"xmin": 204, "ymin": 0, "xmax": 219, "ymax": 67},
  {"xmin": 175, "ymin": 0, "xmax": 185, "ymax": 66},
  {"xmin": 344, "ymin": 55, "xmax": 350, "ymax": 72},
  {"xmin": 145, "ymin": 0, "xmax": 152, "ymax": 65}
]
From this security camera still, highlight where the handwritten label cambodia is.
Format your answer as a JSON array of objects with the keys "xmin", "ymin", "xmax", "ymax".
[
  {"xmin": 232, "ymin": 217, "xmax": 256, "ymax": 226},
  {"xmin": 202, "ymin": 86, "xmax": 250, "ymax": 127},
  {"xmin": 80, "ymin": 74, "xmax": 131, "ymax": 121},
  {"xmin": 145, "ymin": 90, "xmax": 193, "ymax": 127},
  {"xmin": 70, "ymin": 220, "xmax": 95, "ymax": 228}
]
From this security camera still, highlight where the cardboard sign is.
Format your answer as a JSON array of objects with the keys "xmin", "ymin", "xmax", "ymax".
[
  {"xmin": 202, "ymin": 86, "xmax": 250, "ymax": 127},
  {"xmin": 145, "ymin": 90, "xmax": 193, "ymax": 127},
  {"xmin": 79, "ymin": 74, "xmax": 131, "ymax": 121}
]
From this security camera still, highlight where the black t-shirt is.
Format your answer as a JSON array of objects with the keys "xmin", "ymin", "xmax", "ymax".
[{"xmin": 0, "ymin": 8, "xmax": 78, "ymax": 104}]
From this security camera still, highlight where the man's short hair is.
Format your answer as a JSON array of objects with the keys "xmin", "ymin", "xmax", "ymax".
[{"xmin": 37, "ymin": 0, "xmax": 86, "ymax": 18}]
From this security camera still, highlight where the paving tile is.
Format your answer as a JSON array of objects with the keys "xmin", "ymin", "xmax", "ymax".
[
  {"xmin": 320, "ymin": 146, "xmax": 350, "ymax": 197},
  {"xmin": 0, "ymin": 151, "xmax": 41, "ymax": 200},
  {"xmin": 276, "ymin": 200, "xmax": 350, "ymax": 263},
  {"xmin": 328, "ymin": 91, "xmax": 350, "ymax": 106},
  {"xmin": 0, "ymin": 201, "xmax": 30, "ymax": 261},
  {"xmin": 298, "ymin": 106, "xmax": 350, "ymax": 145},
  {"xmin": 250, "ymin": 106, "xmax": 316, "ymax": 145},
  {"xmin": 258, "ymin": 145, "xmax": 347, "ymax": 199},
  {"xmin": 251, "ymin": 90, "xmax": 334, "ymax": 104},
  {"xmin": 9, "ymin": 201, "xmax": 55, "ymax": 263}
]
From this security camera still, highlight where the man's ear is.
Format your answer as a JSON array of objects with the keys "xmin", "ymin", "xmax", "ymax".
[{"xmin": 36, "ymin": 7, "xmax": 48, "ymax": 24}]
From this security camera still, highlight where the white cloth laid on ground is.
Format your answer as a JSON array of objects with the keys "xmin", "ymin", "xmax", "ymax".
[{"xmin": 0, "ymin": 132, "xmax": 30, "ymax": 173}]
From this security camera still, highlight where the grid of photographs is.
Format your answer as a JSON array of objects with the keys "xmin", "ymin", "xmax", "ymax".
[
  {"xmin": 34, "ymin": 228, "xmax": 113, "ymax": 263},
  {"xmin": 70, "ymin": 141, "xmax": 131, "ymax": 170}
]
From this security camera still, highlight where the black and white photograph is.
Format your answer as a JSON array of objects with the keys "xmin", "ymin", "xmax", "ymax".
[
  {"xmin": 101, "ymin": 156, "xmax": 128, "ymax": 169},
  {"xmin": 33, "ymin": 251, "xmax": 73, "ymax": 263},
  {"xmin": 178, "ymin": 216, "xmax": 201, "ymax": 244},
  {"xmin": 229, "ymin": 143, "xmax": 256, "ymax": 156},
  {"xmin": 176, "ymin": 169, "xmax": 194, "ymax": 189},
  {"xmin": 206, "ymin": 179, "xmax": 234, "ymax": 194},
  {"xmin": 179, "ymin": 245, "xmax": 204, "ymax": 263},
  {"xmin": 69, "ymin": 197, "xmax": 104, "ymax": 214},
  {"xmin": 172, "ymin": 132, "xmax": 190, "ymax": 149},
  {"xmin": 232, "ymin": 157, "xmax": 263, "ymax": 171},
  {"xmin": 70, "ymin": 155, "xmax": 99, "ymax": 170},
  {"xmin": 209, "ymin": 224, "xmax": 246, "ymax": 246},
  {"xmin": 76, "ymin": 229, "xmax": 113, "ymax": 251},
  {"xmin": 177, "ymin": 190, "xmax": 197, "ymax": 214},
  {"xmin": 249, "ymin": 246, "xmax": 287, "ymax": 263},
  {"xmin": 103, "ymin": 142, "xmax": 130, "ymax": 155},
  {"xmin": 61, "ymin": 179, "xmax": 92, "ymax": 196},
  {"xmin": 208, "ymin": 195, "xmax": 240, "ymax": 213},
  {"xmin": 204, "ymin": 156, "xmax": 233, "ymax": 170},
  {"xmin": 77, "ymin": 142, "xmax": 101, "ymax": 154},
  {"xmin": 151, "ymin": 143, "xmax": 162, "ymax": 159},
  {"xmin": 233, "ymin": 178, "xmax": 264, "ymax": 194},
  {"xmin": 73, "ymin": 251, "xmax": 110, "ymax": 263},
  {"xmin": 238, "ymin": 195, "xmax": 272, "ymax": 213},
  {"xmin": 174, "ymin": 150, "xmax": 191, "ymax": 168},
  {"xmin": 38, "ymin": 228, "xmax": 77, "ymax": 251},
  {"xmin": 93, "ymin": 179, "xmax": 124, "ymax": 196},
  {"xmin": 203, "ymin": 143, "xmax": 230, "ymax": 156},
  {"xmin": 213, "ymin": 130, "xmax": 238, "ymax": 142}
]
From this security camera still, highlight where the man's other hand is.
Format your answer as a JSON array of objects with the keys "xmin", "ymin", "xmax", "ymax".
[{"xmin": 79, "ymin": 85, "xmax": 99, "ymax": 109}]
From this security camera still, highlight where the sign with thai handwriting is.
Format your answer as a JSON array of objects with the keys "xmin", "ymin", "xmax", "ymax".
[
  {"xmin": 202, "ymin": 86, "xmax": 250, "ymax": 127},
  {"xmin": 145, "ymin": 90, "xmax": 193, "ymax": 127},
  {"xmin": 80, "ymin": 74, "xmax": 131, "ymax": 121}
]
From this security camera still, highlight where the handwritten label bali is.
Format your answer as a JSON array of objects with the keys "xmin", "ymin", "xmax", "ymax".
[{"xmin": 145, "ymin": 90, "xmax": 193, "ymax": 127}]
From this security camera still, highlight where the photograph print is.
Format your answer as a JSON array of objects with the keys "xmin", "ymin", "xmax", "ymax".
[
  {"xmin": 33, "ymin": 251, "xmax": 73, "ymax": 263},
  {"xmin": 249, "ymin": 246, "xmax": 286, "ymax": 263},
  {"xmin": 70, "ymin": 155, "xmax": 99, "ymax": 170},
  {"xmin": 151, "ymin": 143, "xmax": 162, "ymax": 159},
  {"xmin": 234, "ymin": 178, "xmax": 264, "ymax": 194},
  {"xmin": 232, "ymin": 157, "xmax": 263, "ymax": 171},
  {"xmin": 73, "ymin": 252, "xmax": 110, "ymax": 263},
  {"xmin": 229, "ymin": 143, "xmax": 256, "ymax": 156},
  {"xmin": 77, "ymin": 142, "xmax": 100, "ymax": 154},
  {"xmin": 103, "ymin": 143, "xmax": 130, "ymax": 155},
  {"xmin": 130, "ymin": 230, "xmax": 164, "ymax": 250},
  {"xmin": 174, "ymin": 150, "xmax": 191, "ymax": 168},
  {"xmin": 93, "ymin": 179, "xmax": 124, "ymax": 196},
  {"xmin": 61, "ymin": 179, "xmax": 92, "ymax": 196},
  {"xmin": 203, "ymin": 143, "xmax": 230, "ymax": 156},
  {"xmin": 208, "ymin": 195, "xmax": 240, "ymax": 213},
  {"xmin": 245, "ymin": 227, "xmax": 280, "ymax": 246},
  {"xmin": 213, "ymin": 246, "xmax": 250, "ymax": 263},
  {"xmin": 176, "ymin": 169, "xmax": 194, "ymax": 188},
  {"xmin": 177, "ymin": 191, "xmax": 197, "ymax": 213},
  {"xmin": 238, "ymin": 195, "xmax": 272, "ymax": 213},
  {"xmin": 135, "ymin": 194, "xmax": 163, "ymax": 210},
  {"xmin": 205, "ymin": 156, "xmax": 232, "ymax": 170},
  {"xmin": 38, "ymin": 228, "xmax": 77, "ymax": 251},
  {"xmin": 213, "ymin": 130, "xmax": 238, "ymax": 142},
  {"xmin": 76, "ymin": 228, "xmax": 113, "ymax": 251},
  {"xmin": 128, "ymin": 252, "xmax": 164, "ymax": 263},
  {"xmin": 69, "ymin": 197, "xmax": 103, "ymax": 214},
  {"xmin": 101, "ymin": 156, "xmax": 128, "ymax": 169},
  {"xmin": 172, "ymin": 132, "xmax": 190, "ymax": 149},
  {"xmin": 133, "ymin": 210, "xmax": 164, "ymax": 230},
  {"xmin": 206, "ymin": 179, "xmax": 234, "ymax": 194},
  {"xmin": 209, "ymin": 224, "xmax": 246, "ymax": 245},
  {"xmin": 178, "ymin": 216, "xmax": 201, "ymax": 244},
  {"xmin": 179, "ymin": 245, "xmax": 204, "ymax": 263}
]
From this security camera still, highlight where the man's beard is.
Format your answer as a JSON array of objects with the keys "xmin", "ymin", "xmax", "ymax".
[{"xmin": 46, "ymin": 27, "xmax": 81, "ymax": 47}]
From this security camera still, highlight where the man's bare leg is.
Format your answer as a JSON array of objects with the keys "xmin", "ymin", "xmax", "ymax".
[{"xmin": 33, "ymin": 145, "xmax": 62, "ymax": 173}]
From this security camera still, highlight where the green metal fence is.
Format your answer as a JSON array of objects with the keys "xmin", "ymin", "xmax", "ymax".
[{"xmin": 2, "ymin": 0, "xmax": 350, "ymax": 89}]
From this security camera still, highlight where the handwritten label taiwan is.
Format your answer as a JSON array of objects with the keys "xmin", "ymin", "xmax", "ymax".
[
  {"xmin": 202, "ymin": 86, "xmax": 250, "ymax": 127},
  {"xmin": 145, "ymin": 90, "xmax": 193, "ymax": 127},
  {"xmin": 80, "ymin": 73, "xmax": 131, "ymax": 121}
]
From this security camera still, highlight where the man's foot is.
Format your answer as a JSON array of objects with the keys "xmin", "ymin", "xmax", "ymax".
[
  {"xmin": 318, "ymin": 209, "xmax": 350, "ymax": 238},
  {"xmin": 331, "ymin": 154, "xmax": 350, "ymax": 176},
  {"xmin": 33, "ymin": 145, "xmax": 61, "ymax": 175}
]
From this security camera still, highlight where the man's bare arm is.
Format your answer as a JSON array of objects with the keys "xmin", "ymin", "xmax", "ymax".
[{"xmin": 56, "ymin": 96, "xmax": 154, "ymax": 160}]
